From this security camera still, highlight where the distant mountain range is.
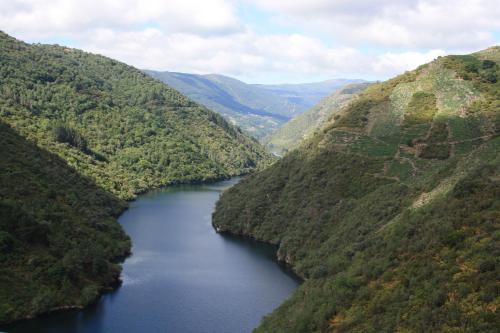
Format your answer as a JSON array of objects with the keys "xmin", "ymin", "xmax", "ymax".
[
  {"xmin": 144, "ymin": 70, "xmax": 365, "ymax": 139},
  {"xmin": 265, "ymin": 82, "xmax": 371, "ymax": 154},
  {"xmin": 254, "ymin": 78, "xmax": 366, "ymax": 110}
]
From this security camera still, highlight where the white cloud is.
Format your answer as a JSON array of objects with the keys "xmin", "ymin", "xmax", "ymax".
[
  {"xmin": 372, "ymin": 50, "xmax": 447, "ymax": 75},
  {"xmin": 76, "ymin": 28, "xmax": 442, "ymax": 82},
  {"xmin": 0, "ymin": 0, "xmax": 496, "ymax": 83},
  {"xmin": 254, "ymin": 0, "xmax": 500, "ymax": 50},
  {"xmin": 0, "ymin": 0, "xmax": 242, "ymax": 38}
]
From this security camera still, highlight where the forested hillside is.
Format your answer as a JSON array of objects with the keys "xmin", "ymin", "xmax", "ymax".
[
  {"xmin": 0, "ymin": 32, "xmax": 273, "ymax": 200},
  {"xmin": 0, "ymin": 121, "xmax": 131, "ymax": 324},
  {"xmin": 213, "ymin": 48, "xmax": 500, "ymax": 332},
  {"xmin": 266, "ymin": 83, "xmax": 370, "ymax": 155},
  {"xmin": 0, "ymin": 30, "xmax": 274, "ymax": 325}
]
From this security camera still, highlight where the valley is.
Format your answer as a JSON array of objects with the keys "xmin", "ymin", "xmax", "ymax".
[
  {"xmin": 0, "ymin": 31, "xmax": 273, "ymax": 325},
  {"xmin": 265, "ymin": 82, "xmax": 371, "ymax": 155},
  {"xmin": 1, "ymin": 180, "xmax": 299, "ymax": 333},
  {"xmin": 145, "ymin": 70, "xmax": 364, "ymax": 139},
  {"xmin": 0, "ymin": 27, "xmax": 498, "ymax": 333}
]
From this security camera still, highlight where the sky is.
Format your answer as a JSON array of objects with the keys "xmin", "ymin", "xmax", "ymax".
[{"xmin": 1, "ymin": 0, "xmax": 499, "ymax": 84}]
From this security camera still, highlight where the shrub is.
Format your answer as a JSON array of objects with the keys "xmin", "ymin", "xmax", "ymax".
[
  {"xmin": 479, "ymin": 260, "xmax": 496, "ymax": 273},
  {"xmin": 0, "ymin": 231, "xmax": 15, "ymax": 253},
  {"xmin": 53, "ymin": 123, "xmax": 89, "ymax": 153},
  {"xmin": 482, "ymin": 60, "xmax": 496, "ymax": 69},
  {"xmin": 403, "ymin": 92, "xmax": 437, "ymax": 127}
]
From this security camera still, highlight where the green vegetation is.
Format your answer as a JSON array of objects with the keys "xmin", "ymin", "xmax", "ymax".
[
  {"xmin": 0, "ymin": 31, "xmax": 273, "ymax": 200},
  {"xmin": 0, "ymin": 121, "xmax": 130, "ymax": 324},
  {"xmin": 265, "ymin": 83, "xmax": 370, "ymax": 155},
  {"xmin": 0, "ymin": 31, "xmax": 273, "ymax": 324},
  {"xmin": 144, "ymin": 71, "xmax": 363, "ymax": 139},
  {"xmin": 213, "ymin": 48, "xmax": 500, "ymax": 332},
  {"xmin": 403, "ymin": 92, "xmax": 438, "ymax": 127},
  {"xmin": 52, "ymin": 122, "xmax": 90, "ymax": 153},
  {"xmin": 144, "ymin": 71, "xmax": 293, "ymax": 139}
]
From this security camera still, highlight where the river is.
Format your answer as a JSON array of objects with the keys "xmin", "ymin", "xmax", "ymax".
[{"xmin": 2, "ymin": 178, "xmax": 299, "ymax": 333}]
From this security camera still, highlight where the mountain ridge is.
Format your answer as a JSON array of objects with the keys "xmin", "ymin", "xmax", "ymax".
[
  {"xmin": 254, "ymin": 78, "xmax": 366, "ymax": 107},
  {"xmin": 144, "ymin": 69, "xmax": 364, "ymax": 139},
  {"xmin": 213, "ymin": 48, "xmax": 500, "ymax": 332}
]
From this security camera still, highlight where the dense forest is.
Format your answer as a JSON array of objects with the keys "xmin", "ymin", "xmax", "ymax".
[
  {"xmin": 213, "ymin": 48, "xmax": 500, "ymax": 332},
  {"xmin": 0, "ymin": 31, "xmax": 273, "ymax": 200},
  {"xmin": 0, "ymin": 121, "xmax": 131, "ymax": 323},
  {"xmin": 0, "ymin": 31, "xmax": 273, "ymax": 325},
  {"xmin": 265, "ymin": 83, "xmax": 370, "ymax": 155}
]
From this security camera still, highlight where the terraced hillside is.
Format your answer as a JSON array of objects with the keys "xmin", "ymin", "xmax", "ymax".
[
  {"xmin": 0, "ymin": 32, "xmax": 273, "ymax": 200},
  {"xmin": 213, "ymin": 48, "xmax": 500, "ymax": 332},
  {"xmin": 266, "ymin": 83, "xmax": 370, "ymax": 155}
]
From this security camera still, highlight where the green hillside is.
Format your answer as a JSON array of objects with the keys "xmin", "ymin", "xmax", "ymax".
[
  {"xmin": 0, "ymin": 121, "xmax": 130, "ymax": 324},
  {"xmin": 213, "ymin": 48, "xmax": 500, "ymax": 332},
  {"xmin": 0, "ymin": 31, "xmax": 274, "ymax": 324},
  {"xmin": 144, "ymin": 71, "xmax": 289, "ymax": 139},
  {"xmin": 266, "ymin": 83, "xmax": 370, "ymax": 155},
  {"xmin": 144, "ymin": 70, "xmax": 363, "ymax": 139},
  {"xmin": 0, "ymin": 32, "xmax": 273, "ymax": 200}
]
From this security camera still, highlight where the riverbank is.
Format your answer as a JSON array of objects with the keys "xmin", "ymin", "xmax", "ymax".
[{"xmin": 2, "ymin": 179, "xmax": 299, "ymax": 333}]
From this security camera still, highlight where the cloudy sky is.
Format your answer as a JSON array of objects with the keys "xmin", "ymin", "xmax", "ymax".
[{"xmin": 1, "ymin": 0, "xmax": 499, "ymax": 83}]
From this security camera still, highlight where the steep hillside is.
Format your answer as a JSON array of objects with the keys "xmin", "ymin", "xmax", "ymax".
[
  {"xmin": 266, "ymin": 83, "xmax": 370, "ymax": 155},
  {"xmin": 144, "ymin": 70, "xmax": 363, "ymax": 139},
  {"xmin": 213, "ymin": 49, "xmax": 500, "ymax": 332},
  {"xmin": 0, "ymin": 121, "xmax": 130, "ymax": 324},
  {"xmin": 0, "ymin": 32, "xmax": 273, "ymax": 200}
]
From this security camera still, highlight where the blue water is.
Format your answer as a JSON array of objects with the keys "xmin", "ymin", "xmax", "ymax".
[{"xmin": 2, "ymin": 179, "xmax": 299, "ymax": 333}]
